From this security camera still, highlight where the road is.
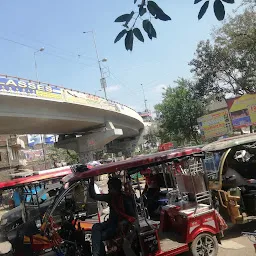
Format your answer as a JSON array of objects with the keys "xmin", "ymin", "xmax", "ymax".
[{"xmin": 217, "ymin": 222, "xmax": 256, "ymax": 255}]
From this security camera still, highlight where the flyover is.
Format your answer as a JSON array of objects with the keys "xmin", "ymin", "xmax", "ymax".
[{"xmin": 0, "ymin": 74, "xmax": 144, "ymax": 161}]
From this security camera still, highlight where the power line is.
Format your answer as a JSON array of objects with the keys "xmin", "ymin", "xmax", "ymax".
[
  {"xmin": 8, "ymin": 31, "xmax": 97, "ymax": 61},
  {"xmin": 0, "ymin": 36, "xmax": 98, "ymax": 68},
  {"xmin": 108, "ymin": 70, "xmax": 141, "ymax": 96},
  {"xmin": 0, "ymin": 36, "xmax": 37, "ymax": 50}
]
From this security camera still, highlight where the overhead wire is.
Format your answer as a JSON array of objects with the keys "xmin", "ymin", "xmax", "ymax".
[
  {"xmin": 7, "ymin": 31, "xmax": 97, "ymax": 61},
  {"xmin": 0, "ymin": 36, "xmax": 98, "ymax": 69}
]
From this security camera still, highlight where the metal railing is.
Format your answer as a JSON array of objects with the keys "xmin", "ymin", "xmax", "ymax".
[{"xmin": 0, "ymin": 73, "xmax": 138, "ymax": 113}]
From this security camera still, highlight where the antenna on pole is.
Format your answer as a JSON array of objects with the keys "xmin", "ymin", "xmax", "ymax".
[{"xmin": 141, "ymin": 83, "xmax": 148, "ymax": 113}]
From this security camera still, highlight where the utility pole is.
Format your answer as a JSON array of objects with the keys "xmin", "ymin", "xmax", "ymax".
[
  {"xmin": 141, "ymin": 83, "xmax": 148, "ymax": 113},
  {"xmin": 34, "ymin": 47, "xmax": 44, "ymax": 83},
  {"xmin": 83, "ymin": 31, "xmax": 108, "ymax": 99}
]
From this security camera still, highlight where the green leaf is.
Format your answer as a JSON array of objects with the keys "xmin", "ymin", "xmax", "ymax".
[
  {"xmin": 214, "ymin": 0, "xmax": 225, "ymax": 21},
  {"xmin": 147, "ymin": 1, "xmax": 171, "ymax": 21},
  {"xmin": 133, "ymin": 28, "xmax": 144, "ymax": 42},
  {"xmin": 125, "ymin": 11, "xmax": 135, "ymax": 25},
  {"xmin": 194, "ymin": 0, "xmax": 203, "ymax": 3},
  {"xmin": 115, "ymin": 14, "xmax": 131, "ymax": 22},
  {"xmin": 114, "ymin": 29, "xmax": 127, "ymax": 43},
  {"xmin": 139, "ymin": 6, "xmax": 147, "ymax": 16},
  {"xmin": 222, "ymin": 0, "xmax": 234, "ymax": 3},
  {"xmin": 125, "ymin": 30, "xmax": 134, "ymax": 51},
  {"xmin": 143, "ymin": 19, "xmax": 157, "ymax": 40},
  {"xmin": 198, "ymin": 1, "xmax": 209, "ymax": 20}
]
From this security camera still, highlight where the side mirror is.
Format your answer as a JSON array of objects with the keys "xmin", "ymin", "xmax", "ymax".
[
  {"xmin": 223, "ymin": 175, "xmax": 236, "ymax": 183},
  {"xmin": 227, "ymin": 175, "xmax": 236, "ymax": 181}
]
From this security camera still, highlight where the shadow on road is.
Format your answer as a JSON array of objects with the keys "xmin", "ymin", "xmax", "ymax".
[{"xmin": 223, "ymin": 221, "xmax": 256, "ymax": 240}]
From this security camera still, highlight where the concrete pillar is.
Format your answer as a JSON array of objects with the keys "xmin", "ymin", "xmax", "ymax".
[
  {"xmin": 106, "ymin": 131, "xmax": 143, "ymax": 158},
  {"xmin": 55, "ymin": 122, "xmax": 123, "ymax": 163}
]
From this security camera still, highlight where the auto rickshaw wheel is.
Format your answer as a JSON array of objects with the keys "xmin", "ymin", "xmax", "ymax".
[{"xmin": 190, "ymin": 233, "xmax": 218, "ymax": 256}]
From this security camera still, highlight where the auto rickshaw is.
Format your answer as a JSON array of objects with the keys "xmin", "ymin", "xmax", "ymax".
[
  {"xmin": 203, "ymin": 134, "xmax": 256, "ymax": 224},
  {"xmin": 23, "ymin": 147, "xmax": 227, "ymax": 256}
]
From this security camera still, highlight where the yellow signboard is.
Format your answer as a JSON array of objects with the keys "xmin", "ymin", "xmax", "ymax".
[
  {"xmin": 227, "ymin": 94, "xmax": 256, "ymax": 129},
  {"xmin": 197, "ymin": 109, "xmax": 233, "ymax": 140}
]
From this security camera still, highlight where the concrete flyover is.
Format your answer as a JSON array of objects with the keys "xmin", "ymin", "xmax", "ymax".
[{"xmin": 0, "ymin": 74, "xmax": 144, "ymax": 161}]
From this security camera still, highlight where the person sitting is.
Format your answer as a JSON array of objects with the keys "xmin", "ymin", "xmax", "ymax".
[
  {"xmin": 142, "ymin": 170, "xmax": 161, "ymax": 218},
  {"xmin": 89, "ymin": 176, "xmax": 135, "ymax": 256}
]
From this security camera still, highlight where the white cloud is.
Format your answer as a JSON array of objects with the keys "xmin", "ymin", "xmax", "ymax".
[
  {"xmin": 153, "ymin": 84, "xmax": 168, "ymax": 93},
  {"xmin": 106, "ymin": 85, "xmax": 121, "ymax": 92}
]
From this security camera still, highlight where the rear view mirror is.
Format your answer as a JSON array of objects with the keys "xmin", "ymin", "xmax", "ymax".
[{"xmin": 227, "ymin": 175, "xmax": 236, "ymax": 181}]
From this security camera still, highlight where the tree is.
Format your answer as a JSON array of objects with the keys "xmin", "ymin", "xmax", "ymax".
[
  {"xmin": 114, "ymin": 0, "xmax": 236, "ymax": 51},
  {"xmin": 190, "ymin": 8, "xmax": 256, "ymax": 99},
  {"xmin": 47, "ymin": 146, "xmax": 79, "ymax": 165},
  {"xmin": 155, "ymin": 78, "xmax": 205, "ymax": 145}
]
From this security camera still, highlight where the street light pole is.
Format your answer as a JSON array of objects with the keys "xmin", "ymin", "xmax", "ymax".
[
  {"xmin": 83, "ymin": 31, "xmax": 108, "ymax": 99},
  {"xmin": 141, "ymin": 83, "xmax": 148, "ymax": 112},
  {"xmin": 34, "ymin": 47, "xmax": 44, "ymax": 83}
]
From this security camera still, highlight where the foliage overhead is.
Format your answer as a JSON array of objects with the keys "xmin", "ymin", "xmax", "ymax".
[
  {"xmin": 155, "ymin": 78, "xmax": 205, "ymax": 145},
  {"xmin": 47, "ymin": 146, "xmax": 79, "ymax": 165},
  {"xmin": 114, "ymin": 0, "xmax": 235, "ymax": 51},
  {"xmin": 189, "ymin": 8, "xmax": 256, "ymax": 100}
]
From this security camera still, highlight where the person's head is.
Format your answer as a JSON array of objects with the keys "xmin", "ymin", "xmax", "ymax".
[{"xmin": 107, "ymin": 177, "xmax": 122, "ymax": 194}]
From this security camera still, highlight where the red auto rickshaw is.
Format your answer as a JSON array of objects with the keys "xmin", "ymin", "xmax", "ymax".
[{"xmin": 20, "ymin": 148, "xmax": 227, "ymax": 256}]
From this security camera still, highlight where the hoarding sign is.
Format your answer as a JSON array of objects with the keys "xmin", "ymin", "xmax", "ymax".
[
  {"xmin": 27, "ymin": 134, "xmax": 42, "ymax": 147},
  {"xmin": 64, "ymin": 89, "xmax": 123, "ymax": 113},
  {"xmin": 27, "ymin": 134, "xmax": 55, "ymax": 147},
  {"xmin": 197, "ymin": 109, "xmax": 233, "ymax": 140},
  {"xmin": 0, "ymin": 77, "xmax": 63, "ymax": 100},
  {"xmin": 226, "ymin": 94, "xmax": 256, "ymax": 129}
]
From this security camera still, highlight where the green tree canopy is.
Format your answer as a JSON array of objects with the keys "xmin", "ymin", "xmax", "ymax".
[
  {"xmin": 155, "ymin": 78, "xmax": 205, "ymax": 145},
  {"xmin": 47, "ymin": 146, "xmax": 78, "ymax": 165},
  {"xmin": 190, "ymin": 7, "xmax": 256, "ymax": 99}
]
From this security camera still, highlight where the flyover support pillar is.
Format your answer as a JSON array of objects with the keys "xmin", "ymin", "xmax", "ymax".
[{"xmin": 55, "ymin": 122, "xmax": 123, "ymax": 163}]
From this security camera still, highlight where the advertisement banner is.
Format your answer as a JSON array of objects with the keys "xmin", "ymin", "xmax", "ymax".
[
  {"xmin": 226, "ymin": 94, "xmax": 256, "ymax": 129},
  {"xmin": 27, "ymin": 134, "xmax": 43, "ymax": 147},
  {"xmin": 44, "ymin": 135, "xmax": 56, "ymax": 144},
  {"xmin": 0, "ymin": 77, "xmax": 63, "ymax": 100},
  {"xmin": 28, "ymin": 134, "xmax": 56, "ymax": 147},
  {"xmin": 22, "ymin": 149, "xmax": 44, "ymax": 161},
  {"xmin": 64, "ymin": 90, "xmax": 123, "ymax": 112},
  {"xmin": 197, "ymin": 109, "xmax": 233, "ymax": 140}
]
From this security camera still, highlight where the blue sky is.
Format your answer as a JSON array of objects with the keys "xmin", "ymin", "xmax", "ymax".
[{"xmin": 0, "ymin": 0, "xmax": 241, "ymax": 112}]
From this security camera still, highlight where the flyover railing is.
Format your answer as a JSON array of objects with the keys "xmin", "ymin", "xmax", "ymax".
[{"xmin": 0, "ymin": 74, "xmax": 143, "ymax": 122}]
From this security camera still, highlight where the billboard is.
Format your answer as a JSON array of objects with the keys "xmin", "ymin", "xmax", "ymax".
[
  {"xmin": 226, "ymin": 94, "xmax": 256, "ymax": 129},
  {"xmin": 27, "ymin": 134, "xmax": 42, "ymax": 147},
  {"xmin": 197, "ymin": 109, "xmax": 233, "ymax": 140},
  {"xmin": 64, "ymin": 89, "xmax": 123, "ymax": 113},
  {"xmin": 27, "ymin": 134, "xmax": 56, "ymax": 147},
  {"xmin": 0, "ymin": 77, "xmax": 63, "ymax": 100}
]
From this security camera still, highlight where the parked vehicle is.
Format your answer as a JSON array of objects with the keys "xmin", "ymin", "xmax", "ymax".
[
  {"xmin": 203, "ymin": 134, "xmax": 256, "ymax": 224},
  {"xmin": 0, "ymin": 165, "xmax": 103, "ymax": 255},
  {"xmin": 19, "ymin": 147, "xmax": 227, "ymax": 256}
]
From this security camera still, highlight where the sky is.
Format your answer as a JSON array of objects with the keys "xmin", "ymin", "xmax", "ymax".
[{"xmin": 0, "ymin": 0, "xmax": 241, "ymax": 113}]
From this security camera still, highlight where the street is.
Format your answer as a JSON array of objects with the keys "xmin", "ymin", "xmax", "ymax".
[{"xmin": 218, "ymin": 222, "xmax": 256, "ymax": 255}]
